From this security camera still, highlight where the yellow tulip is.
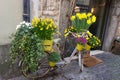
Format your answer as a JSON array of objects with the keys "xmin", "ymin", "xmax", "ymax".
[
  {"xmin": 86, "ymin": 31, "xmax": 93, "ymax": 37},
  {"xmin": 86, "ymin": 37, "xmax": 89, "ymax": 40},
  {"xmin": 76, "ymin": 13, "xmax": 82, "ymax": 19},
  {"xmin": 40, "ymin": 28, "xmax": 43, "ymax": 30},
  {"xmin": 87, "ymin": 13, "xmax": 92, "ymax": 17},
  {"xmin": 81, "ymin": 13, "xmax": 87, "ymax": 19},
  {"xmin": 70, "ymin": 16, "xmax": 75, "ymax": 21},
  {"xmin": 87, "ymin": 19, "xmax": 92, "ymax": 24},
  {"xmin": 46, "ymin": 26, "xmax": 49, "ymax": 30},
  {"xmin": 64, "ymin": 29, "xmax": 68, "ymax": 33},
  {"xmin": 64, "ymin": 32, "xmax": 69, "ymax": 37},
  {"xmin": 92, "ymin": 15, "xmax": 96, "ymax": 22}
]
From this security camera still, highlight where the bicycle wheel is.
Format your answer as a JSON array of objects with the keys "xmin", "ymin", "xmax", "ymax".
[{"xmin": 21, "ymin": 57, "xmax": 51, "ymax": 79}]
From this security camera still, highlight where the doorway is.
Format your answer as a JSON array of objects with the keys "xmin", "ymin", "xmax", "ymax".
[
  {"xmin": 89, "ymin": 0, "xmax": 112, "ymax": 49},
  {"xmin": 76, "ymin": 0, "xmax": 112, "ymax": 49}
]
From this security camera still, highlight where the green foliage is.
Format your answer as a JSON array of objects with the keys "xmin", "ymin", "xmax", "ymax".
[
  {"xmin": 87, "ymin": 36, "xmax": 101, "ymax": 48},
  {"xmin": 10, "ymin": 22, "xmax": 46, "ymax": 72},
  {"xmin": 48, "ymin": 52, "xmax": 61, "ymax": 62}
]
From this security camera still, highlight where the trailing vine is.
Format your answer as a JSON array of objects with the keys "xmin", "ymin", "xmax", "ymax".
[{"xmin": 10, "ymin": 22, "xmax": 46, "ymax": 72}]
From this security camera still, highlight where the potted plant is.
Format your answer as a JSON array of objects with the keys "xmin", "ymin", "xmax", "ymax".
[
  {"xmin": 32, "ymin": 17, "xmax": 58, "ymax": 52},
  {"xmin": 47, "ymin": 52, "xmax": 61, "ymax": 67},
  {"xmin": 64, "ymin": 12, "xmax": 100, "ymax": 51},
  {"xmin": 10, "ymin": 21, "xmax": 46, "ymax": 73}
]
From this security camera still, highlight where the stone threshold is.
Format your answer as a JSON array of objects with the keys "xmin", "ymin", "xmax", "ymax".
[{"xmin": 90, "ymin": 50, "xmax": 105, "ymax": 56}]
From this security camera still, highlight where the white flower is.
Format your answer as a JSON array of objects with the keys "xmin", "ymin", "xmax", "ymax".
[
  {"xmin": 20, "ymin": 21, "xmax": 26, "ymax": 25},
  {"xmin": 22, "ymin": 21, "xmax": 26, "ymax": 24},
  {"xmin": 16, "ymin": 25, "xmax": 21, "ymax": 30},
  {"xmin": 25, "ymin": 22, "xmax": 31, "ymax": 26}
]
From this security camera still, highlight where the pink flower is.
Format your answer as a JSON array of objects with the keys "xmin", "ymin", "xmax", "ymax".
[{"xmin": 76, "ymin": 37, "xmax": 87, "ymax": 44}]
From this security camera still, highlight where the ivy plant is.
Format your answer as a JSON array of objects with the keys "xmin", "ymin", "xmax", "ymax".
[{"xmin": 10, "ymin": 22, "xmax": 46, "ymax": 72}]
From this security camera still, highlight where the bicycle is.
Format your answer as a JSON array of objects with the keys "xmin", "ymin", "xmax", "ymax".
[{"xmin": 20, "ymin": 33, "xmax": 85, "ymax": 79}]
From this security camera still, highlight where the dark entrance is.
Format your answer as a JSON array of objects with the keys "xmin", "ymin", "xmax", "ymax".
[{"xmin": 76, "ymin": 0, "xmax": 112, "ymax": 49}]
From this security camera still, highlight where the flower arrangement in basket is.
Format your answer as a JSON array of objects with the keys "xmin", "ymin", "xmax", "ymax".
[{"xmin": 64, "ymin": 12, "xmax": 100, "ymax": 51}]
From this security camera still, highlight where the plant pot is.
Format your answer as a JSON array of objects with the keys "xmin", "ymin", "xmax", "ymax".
[
  {"xmin": 76, "ymin": 44, "xmax": 83, "ymax": 51},
  {"xmin": 43, "ymin": 40, "xmax": 53, "ymax": 52},
  {"xmin": 49, "ymin": 61, "xmax": 56, "ymax": 67},
  {"xmin": 85, "ymin": 44, "xmax": 91, "ymax": 50}
]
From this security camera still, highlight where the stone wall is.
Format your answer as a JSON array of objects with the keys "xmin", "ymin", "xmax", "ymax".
[
  {"xmin": 103, "ymin": 0, "xmax": 120, "ymax": 51},
  {"xmin": 32, "ymin": 0, "xmax": 75, "ymax": 52},
  {"xmin": 32, "ymin": 0, "xmax": 61, "ymax": 25}
]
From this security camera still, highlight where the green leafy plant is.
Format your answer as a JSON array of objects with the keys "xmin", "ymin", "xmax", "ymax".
[
  {"xmin": 87, "ymin": 35, "xmax": 101, "ymax": 48},
  {"xmin": 47, "ymin": 52, "xmax": 61, "ymax": 62},
  {"xmin": 32, "ymin": 17, "xmax": 58, "ymax": 40},
  {"xmin": 10, "ymin": 21, "xmax": 46, "ymax": 72}
]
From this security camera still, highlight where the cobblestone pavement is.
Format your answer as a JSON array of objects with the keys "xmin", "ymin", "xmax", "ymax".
[{"xmin": 1, "ymin": 52, "xmax": 120, "ymax": 80}]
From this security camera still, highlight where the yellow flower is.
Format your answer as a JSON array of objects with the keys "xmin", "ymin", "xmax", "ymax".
[
  {"xmin": 87, "ymin": 13, "xmax": 92, "ymax": 17},
  {"xmin": 70, "ymin": 16, "xmax": 75, "ymax": 21},
  {"xmin": 87, "ymin": 19, "xmax": 92, "ymax": 24},
  {"xmin": 76, "ymin": 13, "xmax": 80, "ymax": 17},
  {"xmin": 81, "ymin": 13, "xmax": 87, "ymax": 19},
  {"xmin": 64, "ymin": 29, "xmax": 68, "ymax": 33},
  {"xmin": 92, "ymin": 15, "xmax": 96, "ymax": 22},
  {"xmin": 70, "ymin": 26, "xmax": 74, "ymax": 29},
  {"xmin": 40, "ymin": 28, "xmax": 43, "ymax": 30},
  {"xmin": 86, "ymin": 31, "xmax": 93, "ymax": 37},
  {"xmin": 49, "ymin": 19, "xmax": 53, "ymax": 23},
  {"xmin": 86, "ymin": 37, "xmax": 89, "ymax": 40},
  {"xmin": 54, "ymin": 26, "xmax": 58, "ymax": 28},
  {"xmin": 64, "ymin": 32, "xmax": 69, "ymax": 37},
  {"xmin": 76, "ymin": 34, "xmax": 80, "ymax": 37},
  {"xmin": 46, "ymin": 26, "xmax": 49, "ymax": 30},
  {"xmin": 41, "ymin": 21, "xmax": 44, "ymax": 26}
]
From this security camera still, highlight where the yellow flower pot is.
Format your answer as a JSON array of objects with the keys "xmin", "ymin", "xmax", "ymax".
[
  {"xmin": 43, "ymin": 40, "xmax": 53, "ymax": 52},
  {"xmin": 49, "ymin": 61, "xmax": 56, "ymax": 67},
  {"xmin": 85, "ymin": 44, "xmax": 91, "ymax": 50},
  {"xmin": 76, "ymin": 44, "xmax": 83, "ymax": 51}
]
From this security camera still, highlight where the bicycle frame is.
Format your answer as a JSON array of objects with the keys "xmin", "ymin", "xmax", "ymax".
[{"xmin": 55, "ymin": 46, "xmax": 84, "ymax": 72}]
